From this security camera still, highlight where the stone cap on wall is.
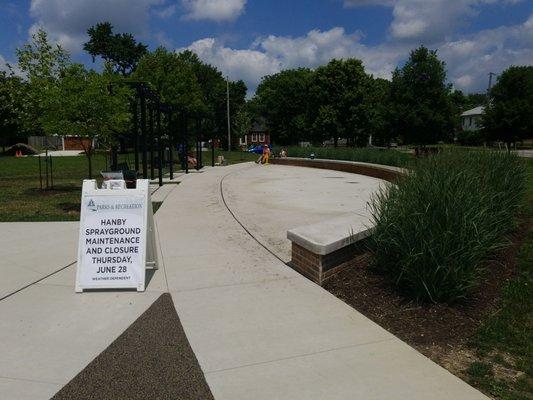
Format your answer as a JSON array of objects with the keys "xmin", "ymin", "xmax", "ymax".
[
  {"xmin": 287, "ymin": 214, "xmax": 373, "ymax": 256},
  {"xmin": 282, "ymin": 157, "xmax": 405, "ymax": 173}
]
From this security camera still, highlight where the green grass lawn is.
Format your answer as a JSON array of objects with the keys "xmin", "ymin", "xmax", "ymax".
[
  {"xmin": 0, "ymin": 150, "xmax": 256, "ymax": 222},
  {"xmin": 0, "ymin": 153, "xmax": 110, "ymax": 222},
  {"xmin": 200, "ymin": 149, "xmax": 259, "ymax": 165},
  {"xmin": 465, "ymin": 157, "xmax": 533, "ymax": 400}
]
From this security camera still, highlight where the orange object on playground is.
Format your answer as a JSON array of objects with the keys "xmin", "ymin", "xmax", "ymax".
[{"xmin": 15, "ymin": 150, "xmax": 23, "ymax": 157}]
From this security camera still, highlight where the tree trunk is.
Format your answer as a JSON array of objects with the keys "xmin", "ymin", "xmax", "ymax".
[{"xmin": 334, "ymin": 137, "xmax": 338, "ymax": 148}]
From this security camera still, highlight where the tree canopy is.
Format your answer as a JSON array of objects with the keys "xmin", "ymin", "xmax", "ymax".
[
  {"xmin": 15, "ymin": 28, "xmax": 70, "ymax": 136},
  {"xmin": 40, "ymin": 64, "xmax": 132, "ymax": 177},
  {"xmin": 134, "ymin": 47, "xmax": 204, "ymax": 113},
  {"xmin": 84, "ymin": 22, "xmax": 148, "ymax": 76},
  {"xmin": 483, "ymin": 65, "xmax": 533, "ymax": 146},
  {"xmin": 310, "ymin": 59, "xmax": 374, "ymax": 147},
  {"xmin": 0, "ymin": 71, "xmax": 25, "ymax": 147},
  {"xmin": 252, "ymin": 68, "xmax": 312, "ymax": 145},
  {"xmin": 134, "ymin": 48, "xmax": 246, "ymax": 145},
  {"xmin": 3, "ymin": 25, "xmax": 531, "ymax": 154},
  {"xmin": 389, "ymin": 46, "xmax": 454, "ymax": 145}
]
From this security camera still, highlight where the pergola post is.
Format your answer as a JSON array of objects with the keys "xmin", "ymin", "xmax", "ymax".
[
  {"xmin": 149, "ymin": 104, "xmax": 155, "ymax": 180},
  {"xmin": 168, "ymin": 110, "xmax": 174, "ymax": 181},
  {"xmin": 140, "ymin": 91, "xmax": 148, "ymax": 179}
]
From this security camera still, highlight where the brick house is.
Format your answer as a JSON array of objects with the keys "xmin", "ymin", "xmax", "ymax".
[{"xmin": 238, "ymin": 121, "xmax": 270, "ymax": 148}]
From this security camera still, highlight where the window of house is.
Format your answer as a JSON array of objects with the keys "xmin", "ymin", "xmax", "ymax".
[
  {"xmin": 252, "ymin": 133, "xmax": 258, "ymax": 142},
  {"xmin": 259, "ymin": 133, "xmax": 265, "ymax": 142}
]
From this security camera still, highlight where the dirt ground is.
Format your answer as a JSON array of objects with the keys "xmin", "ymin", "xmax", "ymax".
[{"xmin": 324, "ymin": 219, "xmax": 529, "ymax": 395}]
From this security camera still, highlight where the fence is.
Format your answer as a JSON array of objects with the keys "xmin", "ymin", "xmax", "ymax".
[{"xmin": 28, "ymin": 136, "xmax": 63, "ymax": 150}]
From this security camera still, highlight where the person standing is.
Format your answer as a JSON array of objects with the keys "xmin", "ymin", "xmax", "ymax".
[{"xmin": 262, "ymin": 144, "xmax": 271, "ymax": 165}]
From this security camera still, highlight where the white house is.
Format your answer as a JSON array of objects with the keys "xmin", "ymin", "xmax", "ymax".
[{"xmin": 461, "ymin": 106, "xmax": 484, "ymax": 131}]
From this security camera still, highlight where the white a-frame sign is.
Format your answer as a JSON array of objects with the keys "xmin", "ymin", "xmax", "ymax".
[{"xmin": 75, "ymin": 179, "xmax": 158, "ymax": 292}]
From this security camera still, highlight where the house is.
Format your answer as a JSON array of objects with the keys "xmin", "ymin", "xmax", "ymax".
[
  {"xmin": 239, "ymin": 121, "xmax": 270, "ymax": 148},
  {"xmin": 461, "ymin": 106, "xmax": 484, "ymax": 131}
]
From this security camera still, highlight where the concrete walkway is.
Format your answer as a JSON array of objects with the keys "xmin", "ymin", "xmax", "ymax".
[
  {"xmin": 0, "ymin": 162, "xmax": 488, "ymax": 399},
  {"xmin": 0, "ymin": 222, "xmax": 168, "ymax": 399},
  {"xmin": 157, "ymin": 162, "xmax": 488, "ymax": 400}
]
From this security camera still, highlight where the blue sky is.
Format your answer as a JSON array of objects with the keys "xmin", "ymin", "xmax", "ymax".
[{"xmin": 1, "ymin": 0, "xmax": 532, "ymax": 94}]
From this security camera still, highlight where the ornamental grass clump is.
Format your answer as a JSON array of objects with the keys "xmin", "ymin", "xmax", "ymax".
[{"xmin": 370, "ymin": 150, "xmax": 525, "ymax": 303}]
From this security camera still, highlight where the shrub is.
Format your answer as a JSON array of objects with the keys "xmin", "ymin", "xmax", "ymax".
[
  {"xmin": 456, "ymin": 130, "xmax": 486, "ymax": 146},
  {"xmin": 369, "ymin": 150, "xmax": 525, "ymax": 303},
  {"xmin": 276, "ymin": 146, "xmax": 412, "ymax": 167}
]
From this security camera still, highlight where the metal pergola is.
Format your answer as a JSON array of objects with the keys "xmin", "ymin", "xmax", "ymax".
[{"xmin": 110, "ymin": 82, "xmax": 208, "ymax": 186}]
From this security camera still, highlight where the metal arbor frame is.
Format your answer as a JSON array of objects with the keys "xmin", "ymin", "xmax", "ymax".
[{"xmin": 110, "ymin": 82, "xmax": 206, "ymax": 187}]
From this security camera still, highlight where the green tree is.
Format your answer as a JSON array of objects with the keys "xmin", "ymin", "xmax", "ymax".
[
  {"xmin": 176, "ymin": 50, "xmax": 247, "ymax": 146},
  {"xmin": 0, "ymin": 71, "xmax": 26, "ymax": 149},
  {"xmin": 367, "ymin": 78, "xmax": 392, "ymax": 146},
  {"xmin": 309, "ymin": 59, "xmax": 373, "ymax": 147},
  {"xmin": 84, "ymin": 22, "xmax": 148, "ymax": 76},
  {"xmin": 483, "ymin": 66, "xmax": 533, "ymax": 149},
  {"xmin": 134, "ymin": 47, "xmax": 204, "ymax": 113},
  {"xmin": 40, "ymin": 64, "xmax": 132, "ymax": 177},
  {"xmin": 252, "ymin": 68, "xmax": 313, "ymax": 145},
  {"xmin": 233, "ymin": 107, "xmax": 252, "ymax": 142},
  {"xmin": 465, "ymin": 92, "xmax": 487, "ymax": 109},
  {"xmin": 15, "ymin": 28, "xmax": 70, "ymax": 135},
  {"xmin": 450, "ymin": 90, "xmax": 487, "ymax": 114},
  {"xmin": 135, "ymin": 49, "xmax": 247, "ymax": 148},
  {"xmin": 389, "ymin": 46, "xmax": 454, "ymax": 145}
]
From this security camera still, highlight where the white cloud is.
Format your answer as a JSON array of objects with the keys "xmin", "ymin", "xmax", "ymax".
[
  {"xmin": 0, "ymin": 54, "xmax": 9, "ymax": 72},
  {"xmin": 390, "ymin": 0, "xmax": 483, "ymax": 43},
  {"xmin": 181, "ymin": 10, "xmax": 533, "ymax": 95},
  {"xmin": 180, "ymin": 28, "xmax": 404, "ymax": 93},
  {"xmin": 153, "ymin": 4, "xmax": 177, "ymax": 19},
  {"xmin": 346, "ymin": 0, "xmax": 525, "ymax": 44},
  {"xmin": 258, "ymin": 28, "xmax": 401, "ymax": 78},
  {"xmin": 181, "ymin": 38, "xmax": 281, "ymax": 92},
  {"xmin": 29, "ymin": 0, "xmax": 163, "ymax": 53},
  {"xmin": 182, "ymin": 0, "xmax": 246, "ymax": 21},
  {"xmin": 439, "ymin": 14, "xmax": 533, "ymax": 92}
]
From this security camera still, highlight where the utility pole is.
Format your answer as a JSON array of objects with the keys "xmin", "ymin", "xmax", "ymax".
[
  {"xmin": 226, "ymin": 77, "xmax": 231, "ymax": 152},
  {"xmin": 488, "ymin": 72, "xmax": 496, "ymax": 92}
]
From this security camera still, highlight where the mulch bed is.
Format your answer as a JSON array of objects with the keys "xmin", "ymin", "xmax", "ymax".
[
  {"xmin": 52, "ymin": 293, "xmax": 214, "ymax": 400},
  {"xmin": 324, "ymin": 217, "xmax": 529, "ymax": 365}
]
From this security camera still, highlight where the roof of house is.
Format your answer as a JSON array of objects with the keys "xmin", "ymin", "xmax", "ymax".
[
  {"xmin": 461, "ymin": 106, "xmax": 485, "ymax": 117},
  {"xmin": 250, "ymin": 120, "xmax": 267, "ymax": 132}
]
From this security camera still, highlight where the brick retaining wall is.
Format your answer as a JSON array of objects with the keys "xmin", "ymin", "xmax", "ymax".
[
  {"xmin": 270, "ymin": 157, "xmax": 404, "ymax": 183},
  {"xmin": 290, "ymin": 241, "xmax": 370, "ymax": 285},
  {"xmin": 278, "ymin": 157, "xmax": 403, "ymax": 285}
]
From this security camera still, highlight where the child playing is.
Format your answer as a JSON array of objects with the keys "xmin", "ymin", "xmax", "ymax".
[{"xmin": 262, "ymin": 144, "xmax": 271, "ymax": 165}]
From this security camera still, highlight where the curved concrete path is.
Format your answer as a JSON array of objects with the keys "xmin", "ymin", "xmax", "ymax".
[
  {"xmin": 221, "ymin": 164, "xmax": 383, "ymax": 261},
  {"xmin": 158, "ymin": 162, "xmax": 488, "ymax": 400}
]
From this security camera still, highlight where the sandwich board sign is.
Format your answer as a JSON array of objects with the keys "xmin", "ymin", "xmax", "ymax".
[{"xmin": 75, "ymin": 179, "xmax": 157, "ymax": 292}]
